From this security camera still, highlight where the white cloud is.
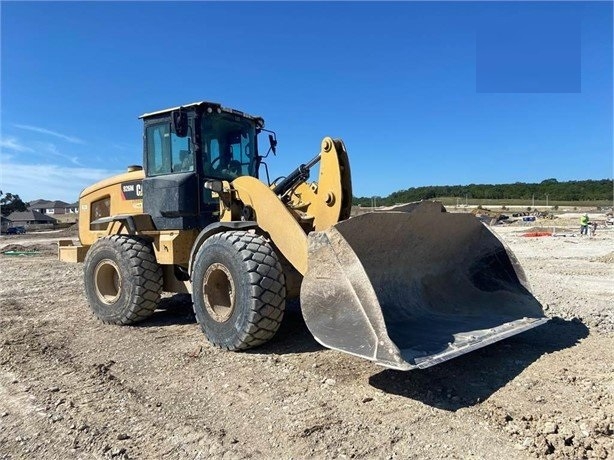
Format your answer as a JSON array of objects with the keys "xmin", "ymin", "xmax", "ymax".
[
  {"xmin": 0, "ymin": 137, "xmax": 34, "ymax": 153},
  {"xmin": 0, "ymin": 136, "xmax": 83, "ymax": 165},
  {"xmin": 37, "ymin": 142, "xmax": 82, "ymax": 166},
  {"xmin": 111, "ymin": 142, "xmax": 134, "ymax": 151},
  {"xmin": 0, "ymin": 160, "xmax": 120, "ymax": 203},
  {"xmin": 13, "ymin": 124, "xmax": 85, "ymax": 144}
]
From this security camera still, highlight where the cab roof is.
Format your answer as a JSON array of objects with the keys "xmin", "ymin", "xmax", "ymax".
[{"xmin": 139, "ymin": 101, "xmax": 263, "ymax": 125}]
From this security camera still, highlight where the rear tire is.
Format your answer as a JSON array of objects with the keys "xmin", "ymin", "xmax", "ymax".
[
  {"xmin": 83, "ymin": 235, "xmax": 162, "ymax": 324},
  {"xmin": 192, "ymin": 231, "xmax": 286, "ymax": 350}
]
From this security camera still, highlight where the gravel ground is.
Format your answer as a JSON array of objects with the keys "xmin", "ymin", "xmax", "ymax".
[{"xmin": 0, "ymin": 219, "xmax": 612, "ymax": 459}]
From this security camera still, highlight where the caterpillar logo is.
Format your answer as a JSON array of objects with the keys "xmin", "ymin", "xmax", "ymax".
[{"xmin": 121, "ymin": 180, "xmax": 143, "ymax": 200}]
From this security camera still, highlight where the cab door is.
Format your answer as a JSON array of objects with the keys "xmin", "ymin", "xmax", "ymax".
[{"xmin": 142, "ymin": 116, "xmax": 201, "ymax": 230}]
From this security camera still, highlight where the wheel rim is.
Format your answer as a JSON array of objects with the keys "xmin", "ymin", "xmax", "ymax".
[
  {"xmin": 94, "ymin": 259, "xmax": 122, "ymax": 305},
  {"xmin": 203, "ymin": 263, "xmax": 235, "ymax": 322}
]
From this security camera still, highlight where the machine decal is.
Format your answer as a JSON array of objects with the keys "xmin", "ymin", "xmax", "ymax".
[{"xmin": 121, "ymin": 180, "xmax": 143, "ymax": 200}]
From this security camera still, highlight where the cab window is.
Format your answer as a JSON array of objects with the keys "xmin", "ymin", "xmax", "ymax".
[
  {"xmin": 201, "ymin": 113, "xmax": 257, "ymax": 181},
  {"xmin": 146, "ymin": 123, "xmax": 193, "ymax": 175},
  {"xmin": 146, "ymin": 124, "xmax": 171, "ymax": 176},
  {"xmin": 171, "ymin": 134, "xmax": 192, "ymax": 173}
]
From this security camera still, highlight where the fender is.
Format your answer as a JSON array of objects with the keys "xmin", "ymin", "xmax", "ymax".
[
  {"xmin": 188, "ymin": 221, "xmax": 258, "ymax": 275},
  {"xmin": 90, "ymin": 213, "xmax": 155, "ymax": 236},
  {"xmin": 90, "ymin": 214, "xmax": 141, "ymax": 234}
]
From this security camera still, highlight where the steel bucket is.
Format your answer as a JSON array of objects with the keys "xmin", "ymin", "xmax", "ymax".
[{"xmin": 301, "ymin": 203, "xmax": 547, "ymax": 370}]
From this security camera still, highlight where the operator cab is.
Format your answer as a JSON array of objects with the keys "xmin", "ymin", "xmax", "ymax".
[{"xmin": 139, "ymin": 101, "xmax": 264, "ymax": 230}]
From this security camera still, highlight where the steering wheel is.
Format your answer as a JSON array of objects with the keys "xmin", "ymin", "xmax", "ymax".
[{"xmin": 210, "ymin": 157, "xmax": 221, "ymax": 168}]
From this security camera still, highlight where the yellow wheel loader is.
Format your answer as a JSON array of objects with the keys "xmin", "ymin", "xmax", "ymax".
[{"xmin": 59, "ymin": 101, "xmax": 547, "ymax": 370}]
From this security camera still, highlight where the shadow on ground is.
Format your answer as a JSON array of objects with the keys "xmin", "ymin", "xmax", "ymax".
[
  {"xmin": 137, "ymin": 295, "xmax": 323, "ymax": 353},
  {"xmin": 138, "ymin": 294, "xmax": 196, "ymax": 327},
  {"xmin": 249, "ymin": 299, "xmax": 323, "ymax": 355},
  {"xmin": 368, "ymin": 317, "xmax": 588, "ymax": 411}
]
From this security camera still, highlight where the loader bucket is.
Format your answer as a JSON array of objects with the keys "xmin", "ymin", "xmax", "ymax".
[{"xmin": 301, "ymin": 202, "xmax": 548, "ymax": 370}]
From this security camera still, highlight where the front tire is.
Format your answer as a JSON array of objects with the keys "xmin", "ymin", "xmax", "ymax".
[
  {"xmin": 192, "ymin": 231, "xmax": 286, "ymax": 350},
  {"xmin": 83, "ymin": 235, "xmax": 162, "ymax": 324}
]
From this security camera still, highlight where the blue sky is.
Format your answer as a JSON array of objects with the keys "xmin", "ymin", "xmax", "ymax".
[{"xmin": 1, "ymin": 1, "xmax": 612, "ymax": 203}]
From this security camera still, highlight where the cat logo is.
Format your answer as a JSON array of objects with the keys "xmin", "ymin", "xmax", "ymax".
[{"xmin": 121, "ymin": 180, "xmax": 143, "ymax": 200}]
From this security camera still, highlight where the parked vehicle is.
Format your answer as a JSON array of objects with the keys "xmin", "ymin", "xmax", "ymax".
[{"xmin": 6, "ymin": 226, "xmax": 26, "ymax": 235}]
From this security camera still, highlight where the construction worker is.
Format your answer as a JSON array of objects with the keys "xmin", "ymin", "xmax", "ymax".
[{"xmin": 580, "ymin": 213, "xmax": 589, "ymax": 235}]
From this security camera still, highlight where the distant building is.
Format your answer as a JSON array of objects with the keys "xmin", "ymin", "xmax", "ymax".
[
  {"xmin": 6, "ymin": 210, "xmax": 57, "ymax": 226},
  {"xmin": 28, "ymin": 199, "xmax": 78, "ymax": 215}
]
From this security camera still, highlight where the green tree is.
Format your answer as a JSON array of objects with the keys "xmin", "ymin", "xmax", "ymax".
[{"xmin": 0, "ymin": 192, "xmax": 29, "ymax": 216}]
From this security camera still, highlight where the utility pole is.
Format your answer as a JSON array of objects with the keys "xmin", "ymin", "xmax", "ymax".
[
  {"xmin": 532, "ymin": 194, "xmax": 535, "ymax": 208},
  {"xmin": 545, "ymin": 194, "xmax": 549, "ymax": 207}
]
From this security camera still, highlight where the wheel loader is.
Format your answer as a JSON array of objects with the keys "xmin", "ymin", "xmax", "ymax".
[{"xmin": 58, "ymin": 101, "xmax": 548, "ymax": 370}]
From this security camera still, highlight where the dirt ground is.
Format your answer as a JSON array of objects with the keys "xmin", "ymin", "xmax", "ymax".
[{"xmin": 0, "ymin": 217, "xmax": 612, "ymax": 460}]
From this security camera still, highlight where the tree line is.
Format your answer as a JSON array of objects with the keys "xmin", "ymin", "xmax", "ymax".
[{"xmin": 353, "ymin": 178, "xmax": 613, "ymax": 206}]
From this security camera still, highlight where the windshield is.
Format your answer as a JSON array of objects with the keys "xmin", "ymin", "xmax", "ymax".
[{"xmin": 201, "ymin": 112, "xmax": 257, "ymax": 180}]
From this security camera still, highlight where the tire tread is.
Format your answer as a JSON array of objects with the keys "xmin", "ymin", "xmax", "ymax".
[
  {"xmin": 193, "ymin": 231, "xmax": 286, "ymax": 350},
  {"xmin": 84, "ymin": 235, "xmax": 162, "ymax": 325}
]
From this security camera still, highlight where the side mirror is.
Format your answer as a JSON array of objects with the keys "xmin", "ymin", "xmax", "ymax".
[
  {"xmin": 204, "ymin": 180, "xmax": 223, "ymax": 193},
  {"xmin": 268, "ymin": 134, "xmax": 277, "ymax": 155},
  {"xmin": 172, "ymin": 110, "xmax": 188, "ymax": 137}
]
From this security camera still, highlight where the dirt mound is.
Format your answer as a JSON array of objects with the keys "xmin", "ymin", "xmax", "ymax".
[
  {"xmin": 594, "ymin": 251, "xmax": 614, "ymax": 263},
  {"xmin": 1, "ymin": 243, "xmax": 56, "ymax": 254},
  {"xmin": 520, "ymin": 226, "xmax": 574, "ymax": 234},
  {"xmin": 56, "ymin": 224, "xmax": 79, "ymax": 237}
]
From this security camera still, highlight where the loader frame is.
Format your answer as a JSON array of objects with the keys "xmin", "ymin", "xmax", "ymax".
[{"xmin": 59, "ymin": 101, "xmax": 548, "ymax": 371}]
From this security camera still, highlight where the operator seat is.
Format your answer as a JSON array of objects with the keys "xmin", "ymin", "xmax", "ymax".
[{"xmin": 175, "ymin": 150, "xmax": 193, "ymax": 172}]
